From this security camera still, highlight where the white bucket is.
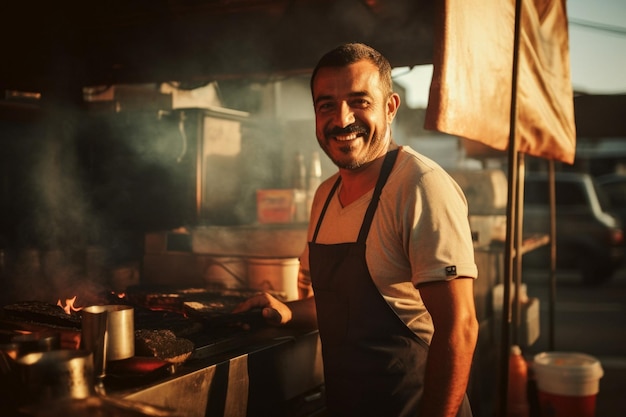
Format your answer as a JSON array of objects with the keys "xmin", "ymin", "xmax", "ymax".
[
  {"xmin": 247, "ymin": 257, "xmax": 299, "ymax": 301},
  {"xmin": 533, "ymin": 352, "xmax": 604, "ymax": 417},
  {"xmin": 204, "ymin": 256, "xmax": 247, "ymax": 289}
]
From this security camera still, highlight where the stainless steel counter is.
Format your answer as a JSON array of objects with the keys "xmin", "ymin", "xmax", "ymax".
[{"xmin": 113, "ymin": 327, "xmax": 324, "ymax": 417}]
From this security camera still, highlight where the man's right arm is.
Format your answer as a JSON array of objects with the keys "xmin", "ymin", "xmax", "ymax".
[{"xmin": 232, "ymin": 290, "xmax": 317, "ymax": 328}]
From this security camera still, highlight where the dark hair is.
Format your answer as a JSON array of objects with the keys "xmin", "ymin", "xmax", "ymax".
[{"xmin": 310, "ymin": 43, "xmax": 393, "ymax": 97}]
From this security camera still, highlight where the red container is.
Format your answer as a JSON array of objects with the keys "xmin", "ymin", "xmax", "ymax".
[
  {"xmin": 537, "ymin": 391, "xmax": 597, "ymax": 417},
  {"xmin": 532, "ymin": 352, "xmax": 603, "ymax": 417}
]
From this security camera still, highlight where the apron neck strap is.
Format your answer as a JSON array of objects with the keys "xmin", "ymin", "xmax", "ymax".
[
  {"xmin": 312, "ymin": 175, "xmax": 341, "ymax": 242},
  {"xmin": 312, "ymin": 148, "xmax": 400, "ymax": 243},
  {"xmin": 357, "ymin": 148, "xmax": 399, "ymax": 243}
]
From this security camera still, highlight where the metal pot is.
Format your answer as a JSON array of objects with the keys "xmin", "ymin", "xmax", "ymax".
[
  {"xmin": 15, "ymin": 349, "xmax": 94, "ymax": 403},
  {"xmin": 11, "ymin": 331, "xmax": 61, "ymax": 356},
  {"xmin": 1, "ymin": 332, "xmax": 61, "ymax": 381},
  {"xmin": 81, "ymin": 305, "xmax": 134, "ymax": 381}
]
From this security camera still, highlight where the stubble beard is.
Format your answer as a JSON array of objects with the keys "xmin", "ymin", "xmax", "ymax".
[
  {"xmin": 335, "ymin": 141, "xmax": 365, "ymax": 169},
  {"xmin": 320, "ymin": 125, "xmax": 389, "ymax": 170}
]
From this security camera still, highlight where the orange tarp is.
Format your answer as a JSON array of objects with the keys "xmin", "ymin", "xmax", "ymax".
[{"xmin": 425, "ymin": 0, "xmax": 576, "ymax": 164}]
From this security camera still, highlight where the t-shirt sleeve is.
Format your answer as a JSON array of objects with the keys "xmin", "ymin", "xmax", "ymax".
[{"xmin": 408, "ymin": 169, "xmax": 478, "ymax": 285}]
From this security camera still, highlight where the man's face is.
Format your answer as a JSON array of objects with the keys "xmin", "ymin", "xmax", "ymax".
[{"xmin": 312, "ymin": 60, "xmax": 399, "ymax": 170}]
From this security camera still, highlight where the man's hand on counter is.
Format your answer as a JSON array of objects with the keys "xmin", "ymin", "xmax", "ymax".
[
  {"xmin": 233, "ymin": 292, "xmax": 292, "ymax": 326},
  {"xmin": 233, "ymin": 293, "xmax": 318, "ymax": 329}
]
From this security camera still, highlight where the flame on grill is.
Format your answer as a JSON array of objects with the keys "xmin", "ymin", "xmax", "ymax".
[{"xmin": 56, "ymin": 295, "xmax": 83, "ymax": 315}]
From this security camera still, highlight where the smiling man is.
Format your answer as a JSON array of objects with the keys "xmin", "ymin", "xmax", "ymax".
[{"xmin": 234, "ymin": 43, "xmax": 478, "ymax": 417}]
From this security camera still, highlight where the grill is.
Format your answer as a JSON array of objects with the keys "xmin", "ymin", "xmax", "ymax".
[
  {"xmin": 0, "ymin": 286, "xmax": 266, "ymax": 359},
  {"xmin": 1, "ymin": 284, "xmax": 324, "ymax": 417}
]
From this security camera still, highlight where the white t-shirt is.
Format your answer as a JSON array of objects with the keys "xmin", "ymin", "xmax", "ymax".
[{"xmin": 299, "ymin": 146, "xmax": 478, "ymax": 344}]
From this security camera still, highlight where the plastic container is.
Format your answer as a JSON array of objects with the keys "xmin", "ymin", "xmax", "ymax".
[
  {"xmin": 203, "ymin": 256, "xmax": 247, "ymax": 289},
  {"xmin": 508, "ymin": 345, "xmax": 530, "ymax": 417},
  {"xmin": 532, "ymin": 352, "xmax": 604, "ymax": 417},
  {"xmin": 247, "ymin": 257, "xmax": 299, "ymax": 301}
]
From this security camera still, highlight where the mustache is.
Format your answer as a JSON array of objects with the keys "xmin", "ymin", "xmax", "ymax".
[{"xmin": 325, "ymin": 124, "xmax": 369, "ymax": 137}]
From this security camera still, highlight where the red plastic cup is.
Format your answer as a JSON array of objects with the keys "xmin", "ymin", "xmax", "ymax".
[
  {"xmin": 537, "ymin": 391, "xmax": 597, "ymax": 417},
  {"xmin": 532, "ymin": 352, "xmax": 603, "ymax": 417}
]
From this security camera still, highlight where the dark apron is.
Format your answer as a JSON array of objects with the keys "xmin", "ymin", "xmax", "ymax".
[{"xmin": 309, "ymin": 149, "xmax": 472, "ymax": 417}]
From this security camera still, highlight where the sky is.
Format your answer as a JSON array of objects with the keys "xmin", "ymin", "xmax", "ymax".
[{"xmin": 393, "ymin": 0, "xmax": 626, "ymax": 108}]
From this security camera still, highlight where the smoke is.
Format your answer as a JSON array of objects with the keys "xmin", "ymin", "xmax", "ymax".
[
  {"xmin": 1, "ymin": 75, "xmax": 328, "ymax": 305},
  {"xmin": 3, "ymin": 100, "xmax": 113, "ymax": 304},
  {"xmin": 31, "ymin": 128, "xmax": 96, "ymax": 249}
]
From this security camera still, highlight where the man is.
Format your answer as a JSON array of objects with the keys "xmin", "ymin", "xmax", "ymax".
[{"xmin": 234, "ymin": 43, "xmax": 478, "ymax": 417}]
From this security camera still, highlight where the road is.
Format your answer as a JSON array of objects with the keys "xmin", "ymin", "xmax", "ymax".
[{"xmin": 521, "ymin": 264, "xmax": 626, "ymax": 417}]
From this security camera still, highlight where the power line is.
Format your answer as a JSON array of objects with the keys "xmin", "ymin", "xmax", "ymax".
[{"xmin": 569, "ymin": 18, "xmax": 626, "ymax": 36}]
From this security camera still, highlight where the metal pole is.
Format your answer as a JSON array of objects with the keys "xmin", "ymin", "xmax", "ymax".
[
  {"xmin": 498, "ymin": 0, "xmax": 524, "ymax": 415},
  {"xmin": 548, "ymin": 160, "xmax": 557, "ymax": 350},
  {"xmin": 512, "ymin": 153, "xmax": 526, "ymax": 347}
]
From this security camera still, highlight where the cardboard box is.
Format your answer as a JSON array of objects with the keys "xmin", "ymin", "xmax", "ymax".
[{"xmin": 256, "ymin": 189, "xmax": 298, "ymax": 224}]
